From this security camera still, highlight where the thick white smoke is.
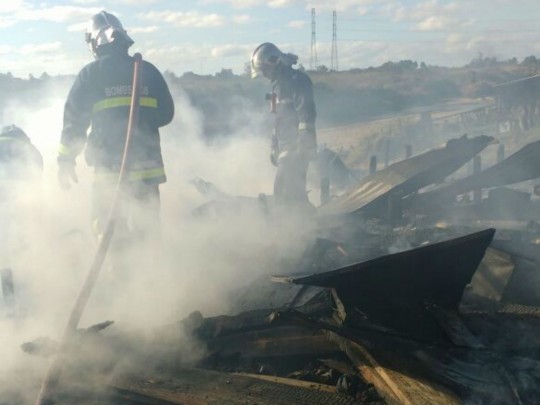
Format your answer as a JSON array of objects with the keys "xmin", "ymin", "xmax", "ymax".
[{"xmin": 0, "ymin": 76, "xmax": 319, "ymax": 403}]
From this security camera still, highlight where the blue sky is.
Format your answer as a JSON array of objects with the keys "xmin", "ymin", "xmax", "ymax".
[{"xmin": 1, "ymin": 0, "xmax": 540, "ymax": 77}]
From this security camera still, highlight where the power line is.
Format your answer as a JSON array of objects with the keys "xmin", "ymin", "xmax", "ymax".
[{"xmin": 310, "ymin": 8, "xmax": 318, "ymax": 70}]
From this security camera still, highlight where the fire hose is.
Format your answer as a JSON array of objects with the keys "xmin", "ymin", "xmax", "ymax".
[{"xmin": 34, "ymin": 53, "xmax": 144, "ymax": 405}]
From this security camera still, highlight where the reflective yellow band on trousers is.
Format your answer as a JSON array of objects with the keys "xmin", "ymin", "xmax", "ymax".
[
  {"xmin": 298, "ymin": 122, "xmax": 315, "ymax": 131},
  {"xmin": 94, "ymin": 167, "xmax": 165, "ymax": 182},
  {"xmin": 93, "ymin": 97, "xmax": 158, "ymax": 113},
  {"xmin": 58, "ymin": 144, "xmax": 72, "ymax": 156}
]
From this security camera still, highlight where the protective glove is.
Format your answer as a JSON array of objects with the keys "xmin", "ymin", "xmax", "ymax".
[
  {"xmin": 270, "ymin": 134, "xmax": 279, "ymax": 167},
  {"xmin": 58, "ymin": 160, "xmax": 78, "ymax": 190}
]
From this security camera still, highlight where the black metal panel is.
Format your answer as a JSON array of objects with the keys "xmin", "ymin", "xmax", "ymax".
[
  {"xmin": 318, "ymin": 135, "xmax": 493, "ymax": 217},
  {"xmin": 287, "ymin": 229, "xmax": 495, "ymax": 340},
  {"xmin": 408, "ymin": 140, "xmax": 540, "ymax": 209}
]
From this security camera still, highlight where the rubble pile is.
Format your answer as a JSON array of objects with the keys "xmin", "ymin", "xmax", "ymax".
[{"xmin": 13, "ymin": 134, "xmax": 540, "ymax": 404}]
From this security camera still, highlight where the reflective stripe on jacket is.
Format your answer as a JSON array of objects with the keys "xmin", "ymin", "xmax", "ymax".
[
  {"xmin": 272, "ymin": 66, "xmax": 316, "ymax": 153},
  {"xmin": 60, "ymin": 51, "xmax": 174, "ymax": 183}
]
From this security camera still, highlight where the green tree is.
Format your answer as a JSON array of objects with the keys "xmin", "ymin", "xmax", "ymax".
[{"xmin": 316, "ymin": 65, "xmax": 329, "ymax": 73}]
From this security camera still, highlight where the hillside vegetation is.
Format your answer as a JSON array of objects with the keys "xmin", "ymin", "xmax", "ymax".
[
  {"xmin": 169, "ymin": 55, "xmax": 540, "ymax": 137},
  {"xmin": 0, "ymin": 55, "xmax": 538, "ymax": 140}
]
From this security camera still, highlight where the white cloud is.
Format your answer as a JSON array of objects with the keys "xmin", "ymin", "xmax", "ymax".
[
  {"xmin": 144, "ymin": 44, "xmax": 213, "ymax": 64},
  {"xmin": 288, "ymin": 20, "xmax": 306, "ymax": 29},
  {"xmin": 266, "ymin": 0, "xmax": 296, "ymax": 7},
  {"xmin": 0, "ymin": 45, "xmax": 12, "ymax": 54},
  {"xmin": 197, "ymin": 0, "xmax": 263, "ymax": 8},
  {"xmin": 409, "ymin": 0, "xmax": 456, "ymax": 20},
  {"xmin": 146, "ymin": 42, "xmax": 249, "ymax": 63},
  {"xmin": 71, "ymin": 0, "xmax": 100, "ymax": 4},
  {"xmin": 137, "ymin": 10, "xmax": 253, "ymax": 29},
  {"xmin": 198, "ymin": 0, "xmax": 379, "ymax": 11},
  {"xmin": 140, "ymin": 42, "xmax": 255, "ymax": 75},
  {"xmin": 211, "ymin": 44, "xmax": 251, "ymax": 58},
  {"xmin": 386, "ymin": 1, "xmax": 457, "ymax": 23},
  {"xmin": 445, "ymin": 33, "xmax": 464, "ymax": 51},
  {"xmin": 416, "ymin": 15, "xmax": 447, "ymax": 31},
  {"xmin": 232, "ymin": 14, "xmax": 251, "ymax": 24},
  {"xmin": 2, "ymin": 47, "xmax": 87, "ymax": 76},
  {"xmin": 0, "ymin": 0, "xmax": 539, "ymax": 77},
  {"xmin": 0, "ymin": 0, "xmax": 26, "ymax": 27},
  {"xmin": 306, "ymin": 0, "xmax": 378, "ymax": 12},
  {"xmin": 67, "ymin": 21, "xmax": 88, "ymax": 32},
  {"xmin": 118, "ymin": 0, "xmax": 162, "ymax": 3},
  {"xmin": 141, "ymin": 11, "xmax": 225, "ymax": 28},
  {"xmin": 0, "ymin": 0, "xmax": 26, "ymax": 13},
  {"xmin": 73, "ymin": 0, "xmax": 163, "ymax": 4},
  {"xmin": 464, "ymin": 35, "xmax": 490, "ymax": 52},
  {"xmin": 444, "ymin": 32, "xmax": 494, "ymax": 56},
  {"xmin": 131, "ymin": 25, "xmax": 160, "ymax": 34},
  {"xmin": 16, "ymin": 6, "xmax": 102, "ymax": 23},
  {"xmin": 18, "ymin": 42, "xmax": 63, "ymax": 55},
  {"xmin": 0, "ymin": 17, "xmax": 17, "ymax": 28}
]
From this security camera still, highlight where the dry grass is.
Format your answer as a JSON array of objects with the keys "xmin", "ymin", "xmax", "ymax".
[{"xmin": 318, "ymin": 97, "xmax": 500, "ymax": 171}]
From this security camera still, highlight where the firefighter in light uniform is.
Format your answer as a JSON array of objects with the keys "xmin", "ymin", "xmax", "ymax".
[
  {"xmin": 57, "ymin": 11, "xmax": 174, "ymax": 249},
  {"xmin": 251, "ymin": 43, "xmax": 317, "ymax": 206},
  {"xmin": 0, "ymin": 125, "xmax": 43, "ymax": 308}
]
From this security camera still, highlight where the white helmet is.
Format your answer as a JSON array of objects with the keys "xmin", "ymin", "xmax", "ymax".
[
  {"xmin": 250, "ymin": 42, "xmax": 298, "ymax": 79},
  {"xmin": 85, "ymin": 11, "xmax": 134, "ymax": 57}
]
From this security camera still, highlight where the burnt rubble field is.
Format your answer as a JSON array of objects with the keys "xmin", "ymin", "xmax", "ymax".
[{"xmin": 6, "ymin": 133, "xmax": 540, "ymax": 405}]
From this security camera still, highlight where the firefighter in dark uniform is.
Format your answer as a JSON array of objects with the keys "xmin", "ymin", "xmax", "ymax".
[
  {"xmin": 250, "ymin": 43, "xmax": 317, "ymax": 206},
  {"xmin": 0, "ymin": 125, "xmax": 43, "ymax": 181},
  {"xmin": 57, "ymin": 11, "xmax": 174, "ymax": 247},
  {"xmin": 0, "ymin": 125, "xmax": 43, "ymax": 309}
]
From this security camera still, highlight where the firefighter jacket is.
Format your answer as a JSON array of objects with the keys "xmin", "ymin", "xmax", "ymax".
[
  {"xmin": 59, "ymin": 50, "xmax": 174, "ymax": 184},
  {"xmin": 272, "ymin": 66, "xmax": 317, "ymax": 159},
  {"xmin": 0, "ymin": 133, "xmax": 43, "ymax": 182}
]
